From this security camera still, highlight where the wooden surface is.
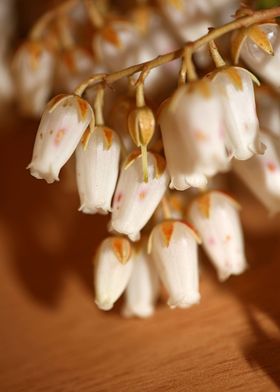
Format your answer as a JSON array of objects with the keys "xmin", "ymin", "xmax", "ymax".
[{"xmin": 1, "ymin": 115, "xmax": 280, "ymax": 392}]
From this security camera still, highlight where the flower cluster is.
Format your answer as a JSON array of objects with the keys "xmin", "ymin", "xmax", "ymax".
[{"xmin": 22, "ymin": 0, "xmax": 280, "ymax": 317}]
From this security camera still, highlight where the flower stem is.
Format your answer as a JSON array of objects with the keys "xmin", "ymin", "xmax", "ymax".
[
  {"xmin": 75, "ymin": 6, "xmax": 280, "ymax": 96},
  {"xmin": 208, "ymin": 40, "xmax": 226, "ymax": 68}
]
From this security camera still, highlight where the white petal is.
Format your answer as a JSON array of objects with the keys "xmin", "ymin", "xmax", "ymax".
[
  {"xmin": 188, "ymin": 191, "xmax": 247, "ymax": 281},
  {"xmin": 159, "ymin": 81, "xmax": 229, "ymax": 190},
  {"xmin": 212, "ymin": 67, "xmax": 263, "ymax": 160},
  {"xmin": 28, "ymin": 95, "xmax": 93, "ymax": 183},
  {"xmin": 233, "ymin": 130, "xmax": 280, "ymax": 215},
  {"xmin": 110, "ymin": 152, "xmax": 169, "ymax": 241},
  {"xmin": 241, "ymin": 24, "xmax": 280, "ymax": 88},
  {"xmin": 150, "ymin": 221, "xmax": 200, "ymax": 309},
  {"xmin": 94, "ymin": 237, "xmax": 133, "ymax": 311},
  {"xmin": 76, "ymin": 126, "xmax": 121, "ymax": 214},
  {"xmin": 122, "ymin": 239, "xmax": 159, "ymax": 318},
  {"xmin": 13, "ymin": 42, "xmax": 55, "ymax": 117}
]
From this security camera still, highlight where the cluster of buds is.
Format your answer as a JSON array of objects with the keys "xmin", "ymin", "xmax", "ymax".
[{"xmin": 25, "ymin": 1, "xmax": 280, "ymax": 318}]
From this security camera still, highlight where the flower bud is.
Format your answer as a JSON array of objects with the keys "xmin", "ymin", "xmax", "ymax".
[
  {"xmin": 109, "ymin": 151, "xmax": 169, "ymax": 241},
  {"xmin": 188, "ymin": 191, "xmax": 247, "ymax": 281},
  {"xmin": 158, "ymin": 80, "xmax": 230, "ymax": 190},
  {"xmin": 122, "ymin": 238, "xmax": 159, "ymax": 318},
  {"xmin": 94, "ymin": 237, "xmax": 133, "ymax": 311},
  {"xmin": 235, "ymin": 24, "xmax": 280, "ymax": 88},
  {"xmin": 28, "ymin": 94, "xmax": 93, "ymax": 183},
  {"xmin": 233, "ymin": 130, "xmax": 280, "ymax": 215},
  {"xmin": 76, "ymin": 126, "xmax": 121, "ymax": 214},
  {"xmin": 211, "ymin": 66, "xmax": 264, "ymax": 160},
  {"xmin": 128, "ymin": 105, "xmax": 155, "ymax": 147},
  {"xmin": 149, "ymin": 220, "xmax": 201, "ymax": 309},
  {"xmin": 13, "ymin": 41, "xmax": 55, "ymax": 117}
]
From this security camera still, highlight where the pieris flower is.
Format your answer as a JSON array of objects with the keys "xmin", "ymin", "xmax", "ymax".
[
  {"xmin": 233, "ymin": 131, "xmax": 280, "ymax": 215},
  {"xmin": 159, "ymin": 80, "xmax": 230, "ymax": 191},
  {"xmin": 28, "ymin": 94, "xmax": 93, "ymax": 183},
  {"xmin": 256, "ymin": 86, "xmax": 280, "ymax": 138},
  {"xmin": 110, "ymin": 151, "xmax": 169, "ymax": 241},
  {"xmin": 149, "ymin": 220, "xmax": 201, "ymax": 309},
  {"xmin": 122, "ymin": 238, "xmax": 159, "ymax": 318},
  {"xmin": 94, "ymin": 237, "xmax": 133, "ymax": 311},
  {"xmin": 54, "ymin": 47, "xmax": 95, "ymax": 94},
  {"xmin": 188, "ymin": 191, "xmax": 247, "ymax": 281},
  {"xmin": 13, "ymin": 41, "xmax": 55, "ymax": 117},
  {"xmin": 235, "ymin": 24, "xmax": 280, "ymax": 88},
  {"xmin": 211, "ymin": 66, "xmax": 265, "ymax": 160},
  {"xmin": 76, "ymin": 126, "xmax": 121, "ymax": 214}
]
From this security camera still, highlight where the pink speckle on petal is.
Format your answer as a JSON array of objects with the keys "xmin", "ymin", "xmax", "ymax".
[
  {"xmin": 54, "ymin": 128, "xmax": 66, "ymax": 146},
  {"xmin": 114, "ymin": 192, "xmax": 123, "ymax": 204},
  {"xmin": 139, "ymin": 190, "xmax": 147, "ymax": 200},
  {"xmin": 266, "ymin": 161, "xmax": 277, "ymax": 172},
  {"xmin": 208, "ymin": 237, "xmax": 216, "ymax": 246}
]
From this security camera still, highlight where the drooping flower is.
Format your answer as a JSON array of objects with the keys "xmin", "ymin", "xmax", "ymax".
[
  {"xmin": 122, "ymin": 237, "xmax": 159, "ymax": 318},
  {"xmin": 188, "ymin": 191, "xmax": 247, "ymax": 281},
  {"xmin": 54, "ymin": 47, "xmax": 95, "ymax": 94},
  {"xmin": 76, "ymin": 126, "xmax": 121, "ymax": 214},
  {"xmin": 13, "ymin": 41, "xmax": 55, "ymax": 117},
  {"xmin": 109, "ymin": 151, "xmax": 169, "ymax": 241},
  {"xmin": 233, "ymin": 23, "xmax": 280, "ymax": 88},
  {"xmin": 94, "ymin": 237, "xmax": 133, "ymax": 311},
  {"xmin": 28, "ymin": 94, "xmax": 93, "ymax": 183},
  {"xmin": 256, "ymin": 86, "xmax": 280, "ymax": 138},
  {"xmin": 233, "ymin": 130, "xmax": 280, "ymax": 215},
  {"xmin": 210, "ymin": 66, "xmax": 265, "ymax": 160},
  {"xmin": 149, "ymin": 220, "xmax": 201, "ymax": 309},
  {"xmin": 158, "ymin": 79, "xmax": 230, "ymax": 191}
]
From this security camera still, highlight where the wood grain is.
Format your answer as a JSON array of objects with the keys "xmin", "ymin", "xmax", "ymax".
[{"xmin": 1, "ymin": 115, "xmax": 280, "ymax": 392}]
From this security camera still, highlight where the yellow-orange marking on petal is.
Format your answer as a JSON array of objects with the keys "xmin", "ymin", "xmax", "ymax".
[
  {"xmin": 225, "ymin": 67, "xmax": 243, "ymax": 91},
  {"xmin": 152, "ymin": 153, "xmax": 166, "ymax": 179},
  {"xmin": 112, "ymin": 238, "xmax": 131, "ymax": 264},
  {"xmin": 124, "ymin": 149, "xmax": 141, "ymax": 170},
  {"xmin": 103, "ymin": 127, "xmax": 113, "ymax": 150},
  {"xmin": 76, "ymin": 97, "xmax": 89, "ymax": 122},
  {"xmin": 197, "ymin": 193, "xmax": 211, "ymax": 219},
  {"xmin": 194, "ymin": 130, "xmax": 208, "ymax": 142},
  {"xmin": 101, "ymin": 26, "xmax": 122, "ymax": 48},
  {"xmin": 160, "ymin": 221, "xmax": 174, "ymax": 247}
]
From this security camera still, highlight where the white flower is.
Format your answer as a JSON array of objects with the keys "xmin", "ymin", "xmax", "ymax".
[
  {"xmin": 93, "ymin": 21, "xmax": 141, "ymax": 71},
  {"xmin": 211, "ymin": 66, "xmax": 265, "ymax": 160},
  {"xmin": 122, "ymin": 238, "xmax": 159, "ymax": 318},
  {"xmin": 233, "ymin": 130, "xmax": 280, "ymax": 215},
  {"xmin": 256, "ymin": 86, "xmax": 280, "ymax": 138},
  {"xmin": 188, "ymin": 191, "xmax": 247, "ymax": 281},
  {"xmin": 238, "ymin": 24, "xmax": 280, "ymax": 88},
  {"xmin": 158, "ymin": 79, "xmax": 230, "ymax": 191},
  {"xmin": 13, "ymin": 41, "xmax": 55, "ymax": 117},
  {"xmin": 109, "ymin": 151, "xmax": 169, "ymax": 241},
  {"xmin": 54, "ymin": 47, "xmax": 95, "ymax": 94},
  {"xmin": 149, "ymin": 220, "xmax": 201, "ymax": 309},
  {"xmin": 76, "ymin": 126, "xmax": 121, "ymax": 214},
  {"xmin": 28, "ymin": 94, "xmax": 93, "ymax": 183},
  {"xmin": 94, "ymin": 237, "xmax": 133, "ymax": 311}
]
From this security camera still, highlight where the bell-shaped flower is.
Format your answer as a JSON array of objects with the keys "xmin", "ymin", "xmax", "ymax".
[
  {"xmin": 256, "ymin": 86, "xmax": 280, "ymax": 138},
  {"xmin": 93, "ymin": 21, "xmax": 141, "ymax": 71},
  {"xmin": 158, "ymin": 79, "xmax": 230, "ymax": 191},
  {"xmin": 211, "ymin": 66, "xmax": 265, "ymax": 160},
  {"xmin": 94, "ymin": 237, "xmax": 133, "ymax": 311},
  {"xmin": 233, "ymin": 130, "xmax": 280, "ymax": 215},
  {"xmin": 109, "ymin": 151, "xmax": 169, "ymax": 241},
  {"xmin": 76, "ymin": 126, "xmax": 121, "ymax": 214},
  {"xmin": 188, "ymin": 191, "xmax": 247, "ymax": 281},
  {"xmin": 54, "ymin": 47, "xmax": 95, "ymax": 94},
  {"xmin": 13, "ymin": 41, "xmax": 55, "ymax": 117},
  {"xmin": 28, "ymin": 94, "xmax": 93, "ymax": 183},
  {"xmin": 122, "ymin": 238, "xmax": 159, "ymax": 318},
  {"xmin": 148, "ymin": 220, "xmax": 201, "ymax": 309},
  {"xmin": 233, "ymin": 23, "xmax": 280, "ymax": 88}
]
